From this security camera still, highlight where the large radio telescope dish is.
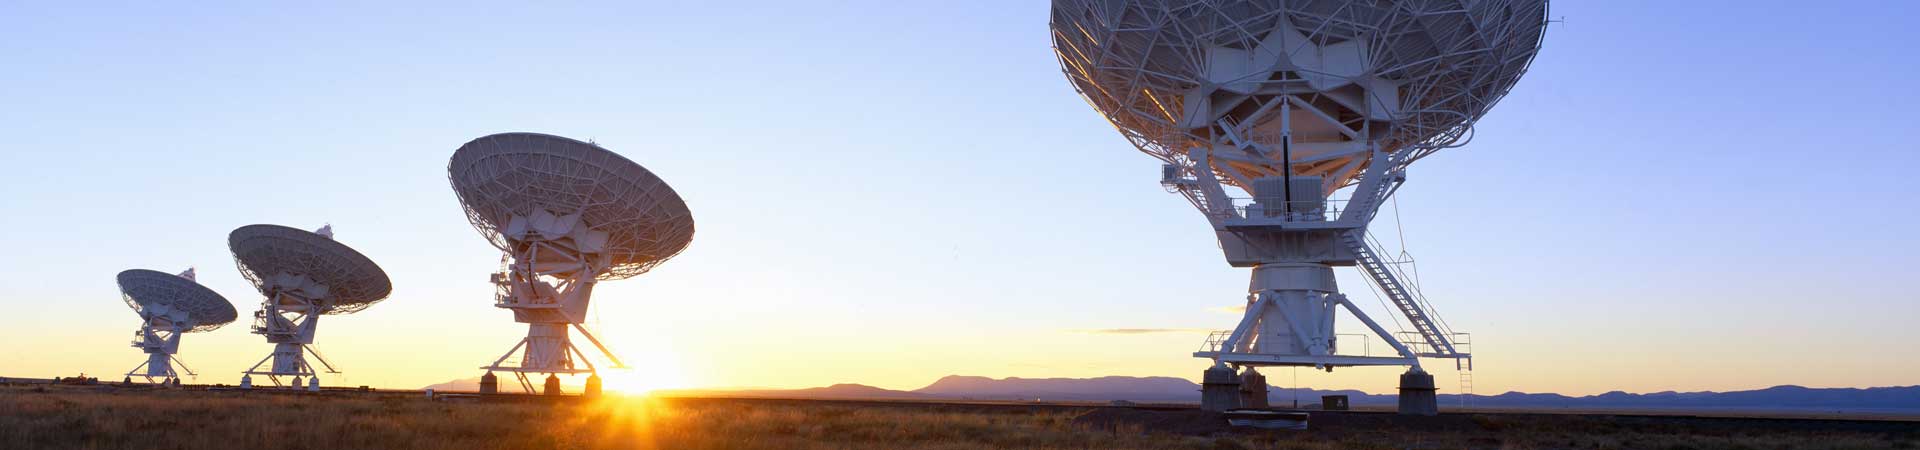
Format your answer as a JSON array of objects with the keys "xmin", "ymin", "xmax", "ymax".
[
  {"xmin": 1052, "ymin": 0, "xmax": 1549, "ymax": 190},
  {"xmin": 116, "ymin": 269, "xmax": 238, "ymax": 333},
  {"xmin": 228, "ymin": 224, "xmax": 392, "ymax": 314},
  {"xmin": 449, "ymin": 132, "xmax": 695, "ymax": 281},
  {"xmin": 1051, "ymin": 0, "xmax": 1549, "ymax": 414}
]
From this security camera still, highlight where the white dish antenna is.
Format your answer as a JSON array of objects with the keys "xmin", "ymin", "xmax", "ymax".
[
  {"xmin": 228, "ymin": 224, "xmax": 392, "ymax": 389},
  {"xmin": 1051, "ymin": 0, "xmax": 1548, "ymax": 414},
  {"xmin": 449, "ymin": 132, "xmax": 694, "ymax": 394},
  {"xmin": 1054, "ymin": 0, "xmax": 1549, "ymax": 190},
  {"xmin": 117, "ymin": 268, "xmax": 238, "ymax": 384}
]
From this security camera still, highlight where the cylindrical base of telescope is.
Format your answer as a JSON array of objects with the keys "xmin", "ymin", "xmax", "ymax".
[
  {"xmin": 1397, "ymin": 369, "xmax": 1439, "ymax": 416},
  {"xmin": 271, "ymin": 343, "xmax": 305, "ymax": 374},
  {"xmin": 524, "ymin": 323, "xmax": 573, "ymax": 370},
  {"xmin": 585, "ymin": 374, "xmax": 602, "ymax": 397},
  {"xmin": 543, "ymin": 375, "xmax": 562, "ymax": 395},
  {"xmin": 145, "ymin": 353, "xmax": 173, "ymax": 378},
  {"xmin": 1200, "ymin": 365, "xmax": 1243, "ymax": 412}
]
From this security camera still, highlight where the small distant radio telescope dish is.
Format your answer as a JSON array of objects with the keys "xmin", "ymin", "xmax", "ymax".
[
  {"xmin": 117, "ymin": 268, "xmax": 238, "ymax": 384},
  {"xmin": 449, "ymin": 132, "xmax": 694, "ymax": 395},
  {"xmin": 228, "ymin": 224, "xmax": 392, "ymax": 390},
  {"xmin": 1051, "ymin": 0, "xmax": 1548, "ymax": 414}
]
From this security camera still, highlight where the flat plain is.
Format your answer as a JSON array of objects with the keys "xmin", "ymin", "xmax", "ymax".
[{"xmin": 2, "ymin": 385, "xmax": 1915, "ymax": 450}]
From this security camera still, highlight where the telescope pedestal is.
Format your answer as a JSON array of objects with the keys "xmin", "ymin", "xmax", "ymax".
[
  {"xmin": 481, "ymin": 322, "xmax": 621, "ymax": 394},
  {"xmin": 127, "ymin": 323, "xmax": 189, "ymax": 384},
  {"xmin": 245, "ymin": 290, "xmax": 338, "ymax": 388},
  {"xmin": 480, "ymin": 241, "xmax": 629, "ymax": 394}
]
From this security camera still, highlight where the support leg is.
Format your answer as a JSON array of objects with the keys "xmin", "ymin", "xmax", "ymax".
[{"xmin": 570, "ymin": 324, "xmax": 626, "ymax": 368}]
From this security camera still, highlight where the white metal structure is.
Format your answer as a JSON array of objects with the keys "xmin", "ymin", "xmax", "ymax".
[
  {"xmin": 117, "ymin": 268, "xmax": 238, "ymax": 384},
  {"xmin": 449, "ymin": 132, "xmax": 694, "ymax": 394},
  {"xmin": 229, "ymin": 224, "xmax": 392, "ymax": 389},
  {"xmin": 1050, "ymin": 0, "xmax": 1547, "ymax": 410}
]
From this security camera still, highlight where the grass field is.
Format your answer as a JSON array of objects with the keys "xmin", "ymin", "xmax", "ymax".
[{"xmin": 1, "ymin": 385, "xmax": 1915, "ymax": 450}]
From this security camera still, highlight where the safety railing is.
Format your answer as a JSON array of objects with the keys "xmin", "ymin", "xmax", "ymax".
[
  {"xmin": 1395, "ymin": 332, "xmax": 1471, "ymax": 357},
  {"xmin": 1224, "ymin": 198, "xmax": 1349, "ymax": 222},
  {"xmin": 1197, "ymin": 331, "xmax": 1408, "ymax": 359},
  {"xmin": 1364, "ymin": 232, "xmax": 1459, "ymax": 342},
  {"xmin": 250, "ymin": 310, "xmax": 270, "ymax": 335},
  {"xmin": 1198, "ymin": 330, "xmax": 1232, "ymax": 352}
]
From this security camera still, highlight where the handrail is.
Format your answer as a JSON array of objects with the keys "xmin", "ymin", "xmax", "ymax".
[
  {"xmin": 1223, "ymin": 198, "xmax": 1351, "ymax": 222},
  {"xmin": 1363, "ymin": 231, "xmax": 1457, "ymax": 339},
  {"xmin": 1395, "ymin": 332, "xmax": 1472, "ymax": 356},
  {"xmin": 1199, "ymin": 330, "xmax": 1406, "ymax": 359}
]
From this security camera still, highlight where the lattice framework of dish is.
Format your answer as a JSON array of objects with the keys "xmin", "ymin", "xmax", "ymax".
[
  {"xmin": 448, "ymin": 132, "xmax": 695, "ymax": 281},
  {"xmin": 117, "ymin": 269, "xmax": 238, "ymax": 332},
  {"xmin": 1052, "ymin": 0, "xmax": 1548, "ymax": 189},
  {"xmin": 228, "ymin": 224, "xmax": 392, "ymax": 314}
]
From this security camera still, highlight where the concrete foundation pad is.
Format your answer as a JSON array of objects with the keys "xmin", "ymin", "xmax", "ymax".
[{"xmin": 1398, "ymin": 370, "xmax": 1438, "ymax": 416}]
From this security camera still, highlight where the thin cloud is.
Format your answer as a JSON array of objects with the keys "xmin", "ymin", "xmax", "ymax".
[
  {"xmin": 1068, "ymin": 328, "xmax": 1214, "ymax": 335},
  {"xmin": 1206, "ymin": 304, "xmax": 1247, "ymax": 314}
]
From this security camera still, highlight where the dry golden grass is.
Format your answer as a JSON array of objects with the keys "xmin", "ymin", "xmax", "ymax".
[
  {"xmin": 1, "ymin": 386, "xmax": 1914, "ymax": 450},
  {"xmin": 0, "ymin": 387, "xmax": 1260, "ymax": 450}
]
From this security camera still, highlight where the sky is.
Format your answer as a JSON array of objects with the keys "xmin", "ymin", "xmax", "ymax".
[{"xmin": 1, "ymin": 1, "xmax": 1917, "ymax": 397}]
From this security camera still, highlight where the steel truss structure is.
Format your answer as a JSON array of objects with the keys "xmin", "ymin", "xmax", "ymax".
[{"xmin": 1051, "ymin": 0, "xmax": 1547, "ymax": 377}]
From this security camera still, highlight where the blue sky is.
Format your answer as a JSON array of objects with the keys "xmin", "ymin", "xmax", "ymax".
[{"xmin": 1, "ymin": 1, "xmax": 1916, "ymax": 395}]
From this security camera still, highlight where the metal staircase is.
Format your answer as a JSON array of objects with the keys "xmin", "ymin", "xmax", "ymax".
[
  {"xmin": 1343, "ymin": 231, "xmax": 1463, "ymax": 359},
  {"xmin": 1163, "ymin": 163, "xmax": 1230, "ymax": 220},
  {"xmin": 1342, "ymin": 158, "xmax": 1402, "ymax": 225}
]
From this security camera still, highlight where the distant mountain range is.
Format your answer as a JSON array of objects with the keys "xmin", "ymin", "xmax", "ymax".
[{"xmin": 430, "ymin": 375, "xmax": 1920, "ymax": 413}]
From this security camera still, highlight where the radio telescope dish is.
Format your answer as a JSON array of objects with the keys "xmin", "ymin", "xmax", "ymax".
[
  {"xmin": 228, "ymin": 224, "xmax": 392, "ymax": 390},
  {"xmin": 450, "ymin": 132, "xmax": 694, "ymax": 281},
  {"xmin": 448, "ymin": 132, "xmax": 695, "ymax": 395},
  {"xmin": 117, "ymin": 268, "xmax": 237, "ymax": 383},
  {"xmin": 1051, "ymin": 0, "xmax": 1548, "ymax": 415},
  {"xmin": 1053, "ymin": 0, "xmax": 1548, "ymax": 191},
  {"xmin": 230, "ymin": 224, "xmax": 392, "ymax": 313}
]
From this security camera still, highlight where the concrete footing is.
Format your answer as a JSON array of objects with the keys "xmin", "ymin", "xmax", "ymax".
[
  {"xmin": 542, "ymin": 374, "xmax": 562, "ymax": 395},
  {"xmin": 479, "ymin": 372, "xmax": 498, "ymax": 394},
  {"xmin": 585, "ymin": 374, "xmax": 603, "ymax": 397},
  {"xmin": 1238, "ymin": 367, "xmax": 1269, "ymax": 408},
  {"xmin": 1397, "ymin": 369, "xmax": 1438, "ymax": 416},
  {"xmin": 1200, "ymin": 365, "xmax": 1242, "ymax": 412}
]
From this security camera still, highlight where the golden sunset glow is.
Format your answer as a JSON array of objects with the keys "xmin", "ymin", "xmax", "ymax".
[{"xmin": 598, "ymin": 337, "xmax": 690, "ymax": 394}]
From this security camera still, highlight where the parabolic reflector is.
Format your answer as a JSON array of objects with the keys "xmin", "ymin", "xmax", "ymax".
[
  {"xmin": 228, "ymin": 224, "xmax": 392, "ymax": 314},
  {"xmin": 1051, "ymin": 0, "xmax": 1549, "ymax": 189},
  {"xmin": 448, "ymin": 132, "xmax": 695, "ymax": 281},
  {"xmin": 116, "ymin": 269, "xmax": 238, "ymax": 333}
]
